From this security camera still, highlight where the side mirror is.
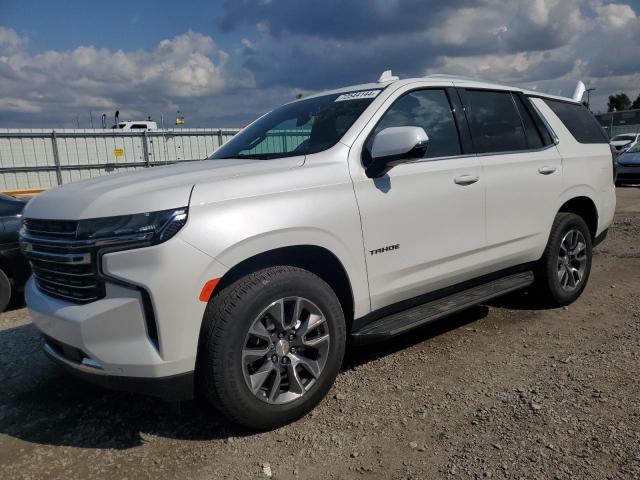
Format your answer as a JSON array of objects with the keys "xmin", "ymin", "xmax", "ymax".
[{"xmin": 365, "ymin": 126, "xmax": 429, "ymax": 178}]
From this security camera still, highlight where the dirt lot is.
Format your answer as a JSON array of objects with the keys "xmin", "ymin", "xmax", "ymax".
[{"xmin": 1, "ymin": 188, "xmax": 639, "ymax": 480}]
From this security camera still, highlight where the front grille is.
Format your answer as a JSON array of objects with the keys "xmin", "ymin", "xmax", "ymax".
[
  {"xmin": 23, "ymin": 218, "xmax": 78, "ymax": 237},
  {"xmin": 21, "ymin": 219, "xmax": 106, "ymax": 303}
]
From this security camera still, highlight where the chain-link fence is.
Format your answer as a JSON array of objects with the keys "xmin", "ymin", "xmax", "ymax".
[{"xmin": 595, "ymin": 109, "xmax": 640, "ymax": 139}]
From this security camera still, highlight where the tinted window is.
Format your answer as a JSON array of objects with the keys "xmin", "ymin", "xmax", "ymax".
[
  {"xmin": 627, "ymin": 142, "xmax": 640, "ymax": 153},
  {"xmin": 371, "ymin": 89, "xmax": 461, "ymax": 159},
  {"xmin": 212, "ymin": 91, "xmax": 378, "ymax": 160},
  {"xmin": 513, "ymin": 96, "xmax": 544, "ymax": 149},
  {"xmin": 130, "ymin": 124, "xmax": 148, "ymax": 129},
  {"xmin": 465, "ymin": 90, "xmax": 527, "ymax": 153},
  {"xmin": 544, "ymin": 99, "xmax": 608, "ymax": 144}
]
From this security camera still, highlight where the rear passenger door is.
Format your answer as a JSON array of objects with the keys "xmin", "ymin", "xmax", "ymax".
[{"xmin": 458, "ymin": 88, "xmax": 561, "ymax": 266}]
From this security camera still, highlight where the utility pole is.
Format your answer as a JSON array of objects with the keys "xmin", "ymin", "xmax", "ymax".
[
  {"xmin": 585, "ymin": 88, "xmax": 596, "ymax": 110},
  {"xmin": 610, "ymin": 108, "xmax": 616, "ymax": 138}
]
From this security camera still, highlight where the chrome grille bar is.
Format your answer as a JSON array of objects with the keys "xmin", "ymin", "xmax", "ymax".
[{"xmin": 21, "ymin": 219, "xmax": 106, "ymax": 303}]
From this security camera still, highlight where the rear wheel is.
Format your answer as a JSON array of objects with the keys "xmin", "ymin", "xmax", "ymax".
[
  {"xmin": 535, "ymin": 213, "xmax": 592, "ymax": 306},
  {"xmin": 0, "ymin": 269, "xmax": 11, "ymax": 312},
  {"xmin": 198, "ymin": 266, "xmax": 346, "ymax": 429}
]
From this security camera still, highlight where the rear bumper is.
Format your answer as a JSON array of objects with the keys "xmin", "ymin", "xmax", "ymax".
[{"xmin": 43, "ymin": 335, "xmax": 194, "ymax": 401}]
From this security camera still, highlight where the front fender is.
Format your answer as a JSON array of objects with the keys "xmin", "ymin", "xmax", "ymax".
[{"xmin": 180, "ymin": 181, "xmax": 370, "ymax": 318}]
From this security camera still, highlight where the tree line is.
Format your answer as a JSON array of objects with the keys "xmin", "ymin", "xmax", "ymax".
[{"xmin": 608, "ymin": 93, "xmax": 640, "ymax": 112}]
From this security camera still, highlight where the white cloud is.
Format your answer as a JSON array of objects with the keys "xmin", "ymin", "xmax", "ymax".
[
  {"xmin": 2, "ymin": 0, "xmax": 640, "ymax": 126},
  {"xmin": 425, "ymin": 0, "xmax": 640, "ymax": 111},
  {"xmin": 0, "ymin": 28, "xmax": 255, "ymax": 127},
  {"xmin": 592, "ymin": 1, "xmax": 637, "ymax": 30},
  {"xmin": 0, "ymin": 97, "xmax": 42, "ymax": 113},
  {"xmin": 0, "ymin": 26, "xmax": 26, "ymax": 54}
]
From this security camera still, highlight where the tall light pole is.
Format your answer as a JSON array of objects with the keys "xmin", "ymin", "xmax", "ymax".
[{"xmin": 585, "ymin": 87, "xmax": 596, "ymax": 110}]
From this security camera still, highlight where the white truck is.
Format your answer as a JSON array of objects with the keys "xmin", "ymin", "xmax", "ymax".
[
  {"xmin": 111, "ymin": 121, "xmax": 158, "ymax": 130},
  {"xmin": 21, "ymin": 73, "xmax": 616, "ymax": 429}
]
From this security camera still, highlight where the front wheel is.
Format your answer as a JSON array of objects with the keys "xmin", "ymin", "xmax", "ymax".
[
  {"xmin": 198, "ymin": 266, "xmax": 346, "ymax": 429},
  {"xmin": 535, "ymin": 213, "xmax": 593, "ymax": 307}
]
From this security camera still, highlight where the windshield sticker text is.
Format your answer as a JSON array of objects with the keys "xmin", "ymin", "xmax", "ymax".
[{"xmin": 335, "ymin": 90, "xmax": 381, "ymax": 102}]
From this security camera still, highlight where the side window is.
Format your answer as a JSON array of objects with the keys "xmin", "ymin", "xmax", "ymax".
[
  {"xmin": 465, "ymin": 90, "xmax": 527, "ymax": 153},
  {"xmin": 371, "ymin": 89, "xmax": 462, "ymax": 159},
  {"xmin": 543, "ymin": 99, "xmax": 608, "ymax": 144},
  {"xmin": 513, "ymin": 95, "xmax": 544, "ymax": 149}
]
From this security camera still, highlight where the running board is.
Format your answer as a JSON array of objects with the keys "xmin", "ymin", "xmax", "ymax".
[{"xmin": 351, "ymin": 271, "xmax": 534, "ymax": 345}]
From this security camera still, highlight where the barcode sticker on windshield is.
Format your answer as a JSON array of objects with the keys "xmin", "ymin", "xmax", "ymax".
[{"xmin": 335, "ymin": 90, "xmax": 381, "ymax": 102}]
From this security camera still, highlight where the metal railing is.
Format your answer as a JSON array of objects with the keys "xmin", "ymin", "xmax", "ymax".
[
  {"xmin": 0, "ymin": 128, "xmax": 239, "ymax": 190},
  {"xmin": 0, "ymin": 128, "xmax": 318, "ymax": 191}
]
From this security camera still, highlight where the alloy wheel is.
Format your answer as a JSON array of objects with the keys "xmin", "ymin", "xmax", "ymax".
[
  {"xmin": 242, "ymin": 297, "xmax": 331, "ymax": 404},
  {"xmin": 557, "ymin": 229, "xmax": 587, "ymax": 292}
]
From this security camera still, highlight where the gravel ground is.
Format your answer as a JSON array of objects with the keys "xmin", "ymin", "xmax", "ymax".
[{"xmin": 1, "ymin": 187, "xmax": 639, "ymax": 480}]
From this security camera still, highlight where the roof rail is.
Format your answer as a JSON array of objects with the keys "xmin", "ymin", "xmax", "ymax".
[
  {"xmin": 378, "ymin": 70, "xmax": 399, "ymax": 83},
  {"xmin": 425, "ymin": 73, "xmax": 506, "ymax": 85},
  {"xmin": 425, "ymin": 73, "xmax": 478, "ymax": 81}
]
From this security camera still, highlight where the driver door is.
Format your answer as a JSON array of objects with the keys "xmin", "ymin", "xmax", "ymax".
[{"xmin": 349, "ymin": 86, "xmax": 486, "ymax": 310}]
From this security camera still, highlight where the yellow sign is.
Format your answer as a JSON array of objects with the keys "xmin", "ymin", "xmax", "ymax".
[
  {"xmin": 113, "ymin": 148, "xmax": 124, "ymax": 158},
  {"xmin": 176, "ymin": 116, "xmax": 185, "ymax": 125}
]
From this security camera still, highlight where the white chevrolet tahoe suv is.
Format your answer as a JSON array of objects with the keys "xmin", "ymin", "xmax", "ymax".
[{"xmin": 21, "ymin": 74, "xmax": 616, "ymax": 429}]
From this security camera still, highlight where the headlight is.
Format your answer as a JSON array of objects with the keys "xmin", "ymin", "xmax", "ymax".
[{"xmin": 76, "ymin": 208, "xmax": 188, "ymax": 244}]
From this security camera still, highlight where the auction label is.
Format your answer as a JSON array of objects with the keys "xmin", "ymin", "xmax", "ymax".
[{"xmin": 335, "ymin": 90, "xmax": 381, "ymax": 102}]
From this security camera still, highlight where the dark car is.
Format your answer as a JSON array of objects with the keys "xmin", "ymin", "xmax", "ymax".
[
  {"xmin": 0, "ymin": 193, "xmax": 31, "ymax": 311},
  {"xmin": 616, "ymin": 142, "xmax": 640, "ymax": 186}
]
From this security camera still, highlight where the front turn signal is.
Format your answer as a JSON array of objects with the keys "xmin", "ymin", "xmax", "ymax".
[{"xmin": 199, "ymin": 278, "xmax": 221, "ymax": 302}]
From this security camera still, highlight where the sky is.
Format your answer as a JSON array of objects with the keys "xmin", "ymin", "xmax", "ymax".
[{"xmin": 1, "ymin": 0, "xmax": 639, "ymax": 128}]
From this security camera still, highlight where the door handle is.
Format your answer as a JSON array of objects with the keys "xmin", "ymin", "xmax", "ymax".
[
  {"xmin": 538, "ymin": 166, "xmax": 557, "ymax": 175},
  {"xmin": 454, "ymin": 174, "xmax": 480, "ymax": 186}
]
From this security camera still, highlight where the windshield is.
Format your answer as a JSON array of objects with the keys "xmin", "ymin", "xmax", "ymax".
[
  {"xmin": 626, "ymin": 142, "xmax": 640, "ymax": 153},
  {"xmin": 612, "ymin": 134, "xmax": 636, "ymax": 142},
  {"xmin": 211, "ymin": 90, "xmax": 381, "ymax": 160}
]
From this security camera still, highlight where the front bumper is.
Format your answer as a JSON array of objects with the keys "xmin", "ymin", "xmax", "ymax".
[
  {"xmin": 616, "ymin": 165, "xmax": 640, "ymax": 184},
  {"xmin": 26, "ymin": 236, "xmax": 228, "ymax": 398},
  {"xmin": 43, "ymin": 335, "xmax": 193, "ymax": 401}
]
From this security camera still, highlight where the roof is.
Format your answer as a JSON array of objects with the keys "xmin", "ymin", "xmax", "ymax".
[{"xmin": 298, "ymin": 72, "xmax": 579, "ymax": 104}]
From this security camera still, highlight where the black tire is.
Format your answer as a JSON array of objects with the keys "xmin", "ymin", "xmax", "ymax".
[
  {"xmin": 535, "ymin": 213, "xmax": 592, "ymax": 307},
  {"xmin": 198, "ymin": 266, "xmax": 346, "ymax": 430},
  {"xmin": 0, "ymin": 269, "xmax": 11, "ymax": 313}
]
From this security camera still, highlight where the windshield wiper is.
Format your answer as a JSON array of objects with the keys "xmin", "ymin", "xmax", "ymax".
[
  {"xmin": 215, "ymin": 153, "xmax": 290, "ymax": 160},
  {"xmin": 215, "ymin": 154, "xmax": 265, "ymax": 160}
]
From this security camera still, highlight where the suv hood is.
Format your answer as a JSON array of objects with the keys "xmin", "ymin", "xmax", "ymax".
[
  {"xmin": 617, "ymin": 152, "xmax": 640, "ymax": 165},
  {"xmin": 23, "ymin": 157, "xmax": 303, "ymax": 220}
]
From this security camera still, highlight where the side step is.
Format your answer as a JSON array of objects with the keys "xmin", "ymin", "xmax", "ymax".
[{"xmin": 352, "ymin": 271, "xmax": 534, "ymax": 345}]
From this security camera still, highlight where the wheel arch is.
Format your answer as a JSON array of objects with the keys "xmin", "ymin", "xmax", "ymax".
[
  {"xmin": 558, "ymin": 196, "xmax": 598, "ymax": 240},
  {"xmin": 212, "ymin": 245, "xmax": 356, "ymax": 330}
]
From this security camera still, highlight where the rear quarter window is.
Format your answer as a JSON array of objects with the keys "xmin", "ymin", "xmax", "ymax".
[{"xmin": 543, "ymin": 99, "xmax": 608, "ymax": 144}]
